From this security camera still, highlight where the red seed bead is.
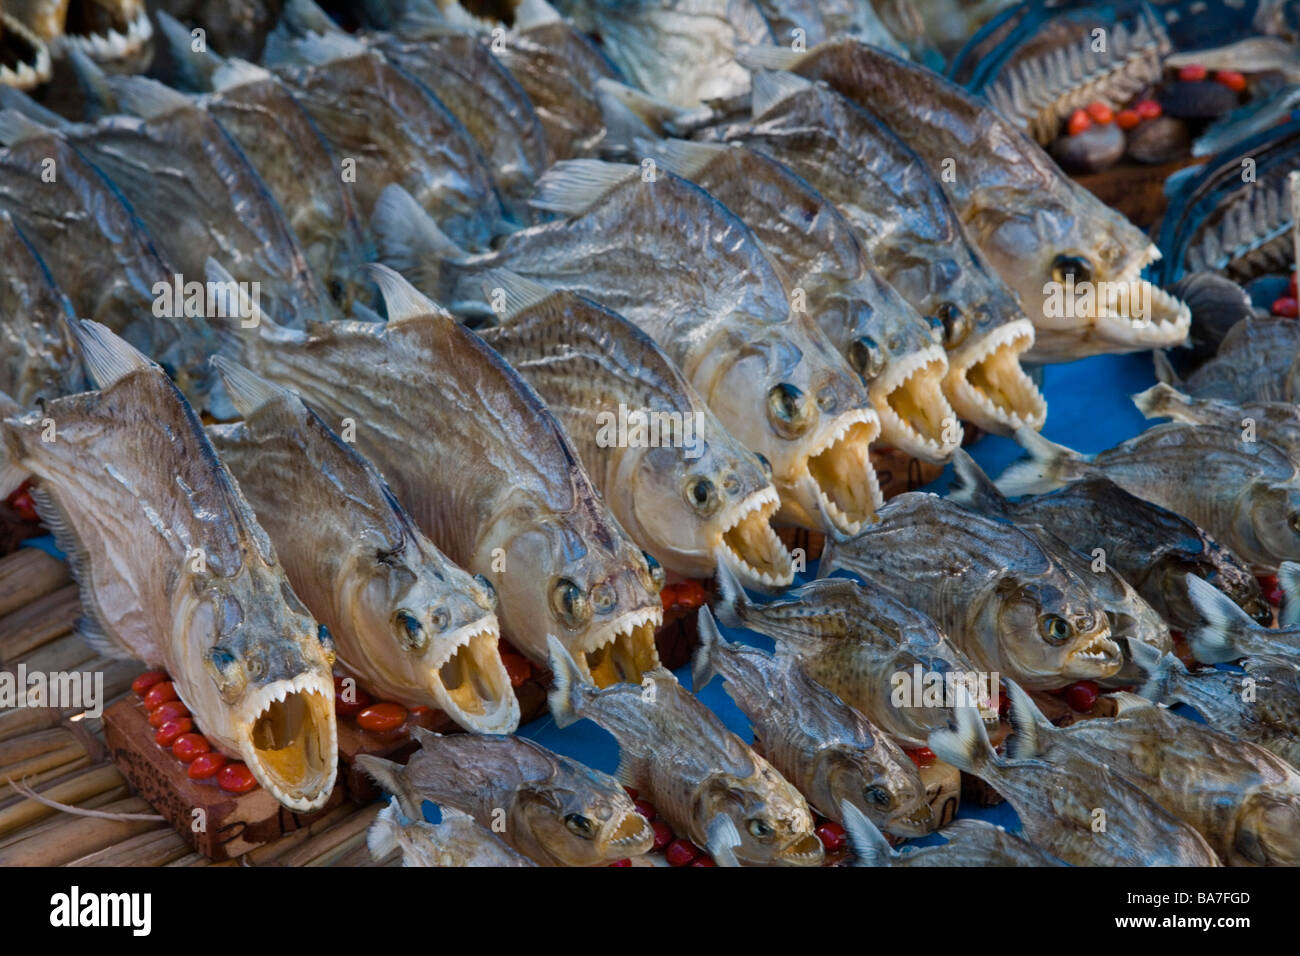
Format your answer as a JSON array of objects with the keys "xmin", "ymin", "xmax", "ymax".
[
  {"xmin": 1115, "ymin": 108, "xmax": 1141, "ymax": 130},
  {"xmin": 1271, "ymin": 296, "xmax": 1299, "ymax": 318},
  {"xmin": 624, "ymin": 786, "xmax": 639, "ymax": 801},
  {"xmin": 1065, "ymin": 680, "xmax": 1100, "ymax": 713},
  {"xmin": 905, "ymin": 746, "xmax": 936, "ymax": 767},
  {"xmin": 1215, "ymin": 70, "xmax": 1247, "ymax": 93},
  {"xmin": 148, "ymin": 700, "xmax": 190, "ymax": 727},
  {"xmin": 132, "ymin": 670, "xmax": 169, "ymax": 698},
  {"xmin": 652, "ymin": 820, "xmax": 674, "ymax": 851},
  {"xmin": 606, "ymin": 859, "xmax": 632, "ymax": 867},
  {"xmin": 499, "ymin": 650, "xmax": 532, "ymax": 688},
  {"xmin": 1067, "ymin": 109, "xmax": 1091, "ymax": 136},
  {"xmin": 1135, "ymin": 99, "xmax": 1163, "ymax": 119},
  {"xmin": 673, "ymin": 580, "xmax": 709, "ymax": 610},
  {"xmin": 659, "ymin": 583, "xmax": 681, "ymax": 610},
  {"xmin": 409, "ymin": 705, "xmax": 431, "ymax": 716},
  {"xmin": 218, "ymin": 762, "xmax": 258, "ymax": 793},
  {"xmin": 633, "ymin": 799, "xmax": 656, "ymax": 821},
  {"xmin": 172, "ymin": 733, "xmax": 211, "ymax": 762},
  {"xmin": 664, "ymin": 838, "xmax": 700, "ymax": 867},
  {"xmin": 143, "ymin": 681, "xmax": 178, "ymax": 709},
  {"xmin": 154, "ymin": 718, "xmax": 193, "ymax": 747},
  {"xmin": 357, "ymin": 701, "xmax": 407, "ymax": 733},
  {"xmin": 187, "ymin": 752, "xmax": 227, "ymax": 780},
  {"xmin": 690, "ymin": 856, "xmax": 717, "ymax": 867},
  {"xmin": 1085, "ymin": 101, "xmax": 1114, "ymax": 124},
  {"xmin": 1170, "ymin": 629, "xmax": 1185, "ymax": 644},
  {"xmin": 6, "ymin": 483, "xmax": 39, "ymax": 522},
  {"xmin": 816, "ymin": 821, "xmax": 847, "ymax": 853},
  {"xmin": 1178, "ymin": 64, "xmax": 1207, "ymax": 81},
  {"xmin": 333, "ymin": 677, "xmax": 371, "ymax": 717},
  {"xmin": 1289, "ymin": 273, "xmax": 1297, "ymax": 297}
]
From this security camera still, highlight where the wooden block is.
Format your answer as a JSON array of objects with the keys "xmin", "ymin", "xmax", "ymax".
[
  {"xmin": 920, "ymin": 758, "xmax": 961, "ymax": 828},
  {"xmin": 103, "ymin": 697, "xmax": 344, "ymax": 862}
]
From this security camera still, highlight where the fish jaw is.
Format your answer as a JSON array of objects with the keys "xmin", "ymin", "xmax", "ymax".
[
  {"xmin": 423, "ymin": 619, "xmax": 520, "ymax": 735},
  {"xmin": 233, "ymin": 670, "xmax": 338, "ymax": 812},
  {"xmin": 570, "ymin": 605, "xmax": 664, "ymax": 689},
  {"xmin": 780, "ymin": 409, "xmax": 883, "ymax": 536},
  {"xmin": 868, "ymin": 343, "xmax": 961, "ymax": 462},
  {"xmin": 0, "ymin": 13, "xmax": 53, "ymax": 89},
  {"xmin": 1061, "ymin": 627, "xmax": 1124, "ymax": 683},
  {"xmin": 56, "ymin": 0, "xmax": 152, "ymax": 67},
  {"xmin": 944, "ymin": 318, "xmax": 1046, "ymax": 436},
  {"xmin": 711, "ymin": 485, "xmax": 794, "ymax": 589}
]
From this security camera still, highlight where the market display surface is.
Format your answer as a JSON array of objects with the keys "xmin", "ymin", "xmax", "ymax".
[{"xmin": 1, "ymin": 0, "xmax": 1299, "ymax": 869}]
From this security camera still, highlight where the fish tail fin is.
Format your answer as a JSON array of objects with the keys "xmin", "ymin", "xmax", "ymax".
[
  {"xmin": 545, "ymin": 633, "xmax": 589, "ymax": 729},
  {"xmin": 279, "ymin": 0, "xmax": 345, "ymax": 37},
  {"xmin": 363, "ymin": 262, "xmax": 450, "ymax": 323},
  {"xmin": 1131, "ymin": 639, "xmax": 1181, "ymax": 702},
  {"xmin": 1002, "ymin": 679, "xmax": 1053, "ymax": 761},
  {"xmin": 66, "ymin": 318, "xmax": 156, "ymax": 389},
  {"xmin": 840, "ymin": 800, "xmax": 896, "ymax": 867},
  {"xmin": 210, "ymin": 356, "xmax": 292, "ymax": 418},
  {"xmin": 105, "ymin": 75, "xmax": 193, "ymax": 122},
  {"xmin": 1152, "ymin": 349, "xmax": 1182, "ymax": 388},
  {"xmin": 372, "ymin": 184, "xmax": 470, "ymax": 305},
  {"xmin": 1184, "ymin": 572, "xmax": 1250, "ymax": 664},
  {"xmin": 366, "ymin": 802, "xmax": 402, "ymax": 861},
  {"xmin": 927, "ymin": 705, "xmax": 998, "ymax": 776},
  {"xmin": 514, "ymin": 0, "xmax": 562, "ymax": 30},
  {"xmin": 691, "ymin": 607, "xmax": 728, "ymax": 692},
  {"xmin": 1279, "ymin": 562, "xmax": 1300, "ymax": 627},
  {"xmin": 995, "ymin": 427, "xmax": 1090, "ymax": 496},
  {"xmin": 736, "ymin": 45, "xmax": 811, "ymax": 73},
  {"xmin": 1105, "ymin": 690, "xmax": 1155, "ymax": 714},
  {"xmin": 65, "ymin": 45, "xmax": 116, "ymax": 120},
  {"xmin": 531, "ymin": 159, "xmax": 639, "ymax": 217},
  {"xmin": 947, "ymin": 448, "xmax": 1011, "ymax": 517},
  {"xmin": 594, "ymin": 79, "xmax": 681, "ymax": 154},
  {"xmin": 1132, "ymin": 382, "xmax": 1190, "ymax": 421},
  {"xmin": 355, "ymin": 755, "xmax": 422, "ymax": 821},
  {"xmin": 0, "ymin": 108, "xmax": 56, "ymax": 147},
  {"xmin": 749, "ymin": 70, "xmax": 815, "ymax": 119},
  {"xmin": 711, "ymin": 558, "xmax": 748, "ymax": 630},
  {"xmin": 155, "ymin": 10, "xmax": 225, "ymax": 92}
]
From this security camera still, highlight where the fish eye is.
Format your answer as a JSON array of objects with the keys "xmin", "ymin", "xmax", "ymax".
[
  {"xmin": 1051, "ymin": 254, "xmax": 1092, "ymax": 285},
  {"xmin": 550, "ymin": 578, "xmax": 591, "ymax": 630},
  {"xmin": 849, "ymin": 335, "xmax": 885, "ymax": 379},
  {"xmin": 564, "ymin": 813, "xmax": 596, "ymax": 838},
  {"xmin": 767, "ymin": 382, "xmax": 815, "ymax": 438},
  {"xmin": 754, "ymin": 453, "xmax": 773, "ymax": 480},
  {"xmin": 933, "ymin": 303, "xmax": 969, "ymax": 347},
  {"xmin": 864, "ymin": 786, "xmax": 893, "ymax": 808},
  {"xmin": 685, "ymin": 476, "xmax": 719, "ymax": 515},
  {"xmin": 473, "ymin": 574, "xmax": 498, "ymax": 611},
  {"xmin": 747, "ymin": 818, "xmax": 775, "ymax": 839},
  {"xmin": 1038, "ymin": 614, "xmax": 1073, "ymax": 645},
  {"xmin": 642, "ymin": 551, "xmax": 666, "ymax": 592},
  {"xmin": 394, "ymin": 610, "xmax": 428, "ymax": 651},
  {"xmin": 1289, "ymin": 512, "xmax": 1300, "ymax": 534}
]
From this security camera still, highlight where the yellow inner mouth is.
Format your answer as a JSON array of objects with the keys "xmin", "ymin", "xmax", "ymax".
[
  {"xmin": 583, "ymin": 618, "xmax": 661, "ymax": 688},
  {"xmin": 883, "ymin": 355, "xmax": 957, "ymax": 449},
  {"xmin": 807, "ymin": 421, "xmax": 881, "ymax": 528},
  {"xmin": 436, "ymin": 630, "xmax": 507, "ymax": 717},
  {"xmin": 719, "ymin": 493, "xmax": 794, "ymax": 588},
  {"xmin": 963, "ymin": 341, "xmax": 1045, "ymax": 425},
  {"xmin": 249, "ymin": 688, "xmax": 333, "ymax": 794}
]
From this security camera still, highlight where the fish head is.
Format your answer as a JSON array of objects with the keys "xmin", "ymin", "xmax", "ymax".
[
  {"xmin": 703, "ymin": 315, "xmax": 881, "ymax": 536},
  {"xmin": 345, "ymin": 532, "xmax": 515, "ymax": 732},
  {"xmin": 816, "ymin": 744, "xmax": 934, "ymax": 837},
  {"xmin": 513, "ymin": 774, "xmax": 654, "ymax": 865},
  {"xmin": 970, "ymin": 188, "xmax": 1190, "ymax": 360},
  {"xmin": 491, "ymin": 503, "xmax": 663, "ymax": 687},
  {"xmin": 59, "ymin": 0, "xmax": 153, "ymax": 67},
  {"xmin": 627, "ymin": 437, "xmax": 794, "ymax": 589},
  {"xmin": 985, "ymin": 572, "xmax": 1122, "ymax": 687},
  {"xmin": 695, "ymin": 761, "xmax": 824, "ymax": 866},
  {"xmin": 175, "ymin": 567, "xmax": 337, "ymax": 812},
  {"xmin": 1235, "ymin": 791, "xmax": 1300, "ymax": 866},
  {"xmin": 1244, "ymin": 481, "xmax": 1300, "ymax": 567}
]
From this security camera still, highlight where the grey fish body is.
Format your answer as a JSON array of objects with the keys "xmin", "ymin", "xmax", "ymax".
[
  {"xmin": 368, "ymin": 802, "xmax": 537, "ymax": 867},
  {"xmin": 691, "ymin": 75, "xmax": 1045, "ymax": 436},
  {"xmin": 548, "ymin": 640, "xmax": 824, "ymax": 866},
  {"xmin": 819, "ymin": 493, "xmax": 1121, "ymax": 689},
  {"xmin": 0, "ymin": 211, "xmax": 85, "ymax": 406},
  {"xmin": 0, "ymin": 322, "xmax": 337, "ymax": 811},
  {"xmin": 205, "ymin": 364, "xmax": 518, "ymax": 733},
  {"xmin": 1010, "ymin": 688, "xmax": 1300, "ymax": 866},
  {"xmin": 931, "ymin": 706, "xmax": 1221, "ymax": 866},
  {"xmin": 358, "ymin": 729, "xmax": 653, "ymax": 866},
  {"xmin": 478, "ymin": 277, "xmax": 793, "ymax": 588},
  {"xmin": 1168, "ymin": 318, "xmax": 1300, "ymax": 404},
  {"xmin": 216, "ymin": 267, "xmax": 664, "ymax": 687},
  {"xmin": 1136, "ymin": 382, "xmax": 1300, "ymax": 463},
  {"xmin": 712, "ymin": 561, "xmax": 982, "ymax": 747},
  {"xmin": 693, "ymin": 610, "xmax": 932, "ymax": 836},
  {"xmin": 843, "ymin": 805, "xmax": 1063, "ymax": 867}
]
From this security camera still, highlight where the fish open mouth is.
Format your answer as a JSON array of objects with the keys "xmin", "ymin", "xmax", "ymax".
[
  {"xmin": 0, "ymin": 14, "xmax": 52, "ymax": 89},
  {"xmin": 1094, "ymin": 250, "xmax": 1191, "ymax": 349},
  {"xmin": 869, "ymin": 344, "xmax": 961, "ymax": 462},
  {"xmin": 1066, "ymin": 632, "xmax": 1123, "ymax": 676},
  {"xmin": 945, "ymin": 318, "xmax": 1046, "ymax": 435},
  {"xmin": 573, "ymin": 605, "xmax": 664, "ymax": 688},
  {"xmin": 885, "ymin": 798, "xmax": 937, "ymax": 837},
  {"xmin": 713, "ymin": 486, "xmax": 794, "ymax": 589},
  {"xmin": 777, "ymin": 833, "xmax": 826, "ymax": 866},
  {"xmin": 797, "ymin": 410, "xmax": 882, "ymax": 536},
  {"xmin": 240, "ymin": 672, "xmax": 337, "ymax": 812},
  {"xmin": 427, "ymin": 621, "xmax": 520, "ymax": 735},
  {"xmin": 606, "ymin": 811, "xmax": 655, "ymax": 855},
  {"xmin": 60, "ymin": 2, "xmax": 152, "ymax": 64}
]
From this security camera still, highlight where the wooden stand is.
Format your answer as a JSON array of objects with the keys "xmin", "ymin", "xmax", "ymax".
[{"xmin": 102, "ymin": 697, "xmax": 345, "ymax": 862}]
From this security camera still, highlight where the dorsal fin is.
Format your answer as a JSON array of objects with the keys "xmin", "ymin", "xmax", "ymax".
[
  {"xmin": 364, "ymin": 263, "xmax": 447, "ymax": 323},
  {"xmin": 531, "ymin": 160, "xmax": 639, "ymax": 217},
  {"xmin": 0, "ymin": 109, "xmax": 55, "ymax": 147},
  {"xmin": 210, "ymin": 356, "xmax": 294, "ymax": 418},
  {"xmin": 514, "ymin": 0, "xmax": 562, "ymax": 30},
  {"xmin": 155, "ymin": 10, "xmax": 225, "ymax": 92},
  {"xmin": 203, "ymin": 258, "xmax": 266, "ymax": 330},
  {"xmin": 750, "ymin": 70, "xmax": 814, "ymax": 118},
  {"xmin": 65, "ymin": 45, "xmax": 117, "ymax": 119},
  {"xmin": 737, "ymin": 44, "xmax": 810, "ymax": 72},
  {"xmin": 67, "ymin": 319, "xmax": 156, "ymax": 389},
  {"xmin": 478, "ymin": 269, "xmax": 556, "ymax": 321},
  {"xmin": 280, "ymin": 0, "xmax": 345, "ymax": 36},
  {"xmin": 638, "ymin": 137, "xmax": 728, "ymax": 182},
  {"xmin": 212, "ymin": 58, "xmax": 273, "ymax": 93},
  {"xmin": 109, "ymin": 75, "xmax": 193, "ymax": 120}
]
